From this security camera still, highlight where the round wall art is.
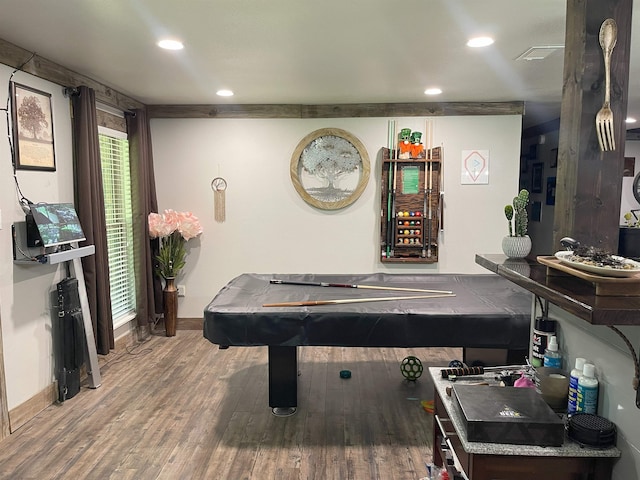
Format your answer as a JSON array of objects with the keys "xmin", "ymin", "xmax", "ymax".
[{"xmin": 290, "ymin": 128, "xmax": 370, "ymax": 210}]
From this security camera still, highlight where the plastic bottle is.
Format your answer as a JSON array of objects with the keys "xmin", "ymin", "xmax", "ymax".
[
  {"xmin": 543, "ymin": 335, "xmax": 562, "ymax": 369},
  {"xmin": 577, "ymin": 363, "xmax": 599, "ymax": 414},
  {"xmin": 567, "ymin": 357, "xmax": 586, "ymax": 415},
  {"xmin": 531, "ymin": 317, "xmax": 556, "ymax": 367}
]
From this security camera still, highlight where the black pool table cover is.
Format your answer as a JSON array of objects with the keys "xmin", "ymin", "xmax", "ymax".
[{"xmin": 203, "ymin": 273, "xmax": 531, "ymax": 350}]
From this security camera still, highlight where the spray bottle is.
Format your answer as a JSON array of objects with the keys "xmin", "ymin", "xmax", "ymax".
[{"xmin": 543, "ymin": 335, "xmax": 562, "ymax": 369}]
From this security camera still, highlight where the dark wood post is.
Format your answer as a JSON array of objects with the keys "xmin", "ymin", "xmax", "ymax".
[{"xmin": 554, "ymin": 0, "xmax": 633, "ymax": 251}]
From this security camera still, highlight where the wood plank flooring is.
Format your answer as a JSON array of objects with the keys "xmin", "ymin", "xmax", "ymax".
[{"xmin": 0, "ymin": 330, "xmax": 461, "ymax": 480}]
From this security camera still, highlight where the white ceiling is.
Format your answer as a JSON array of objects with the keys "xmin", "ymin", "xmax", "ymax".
[{"xmin": 0, "ymin": 1, "xmax": 638, "ymax": 129}]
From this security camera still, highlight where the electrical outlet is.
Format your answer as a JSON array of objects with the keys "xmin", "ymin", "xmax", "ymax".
[{"xmin": 177, "ymin": 284, "xmax": 186, "ymax": 297}]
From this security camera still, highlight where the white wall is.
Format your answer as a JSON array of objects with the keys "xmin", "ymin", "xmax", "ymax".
[
  {"xmin": 548, "ymin": 305, "xmax": 640, "ymax": 479},
  {"xmin": 621, "ymin": 141, "xmax": 640, "ymax": 223},
  {"xmin": 0, "ymin": 65, "xmax": 74, "ymax": 409},
  {"xmin": 150, "ymin": 115, "xmax": 523, "ymax": 317}
]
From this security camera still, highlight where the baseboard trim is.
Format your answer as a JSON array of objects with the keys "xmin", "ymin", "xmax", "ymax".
[
  {"xmin": 178, "ymin": 317, "xmax": 203, "ymax": 330},
  {"xmin": 9, "ymin": 383, "xmax": 58, "ymax": 433},
  {"xmin": 7, "ymin": 321, "xmax": 138, "ymax": 434}
]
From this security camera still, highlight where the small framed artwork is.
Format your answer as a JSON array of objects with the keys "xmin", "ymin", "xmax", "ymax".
[
  {"xmin": 532, "ymin": 201, "xmax": 542, "ymax": 222},
  {"xmin": 546, "ymin": 176, "xmax": 556, "ymax": 205},
  {"xmin": 550, "ymin": 148, "xmax": 558, "ymax": 169},
  {"xmin": 531, "ymin": 162, "xmax": 544, "ymax": 193},
  {"xmin": 624, "ymin": 157, "xmax": 635, "ymax": 177},
  {"xmin": 11, "ymin": 82, "xmax": 56, "ymax": 171}
]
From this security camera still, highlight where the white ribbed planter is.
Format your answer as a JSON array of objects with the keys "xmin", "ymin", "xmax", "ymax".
[{"xmin": 502, "ymin": 235, "xmax": 532, "ymax": 259}]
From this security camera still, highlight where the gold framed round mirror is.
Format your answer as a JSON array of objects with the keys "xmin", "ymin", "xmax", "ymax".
[{"xmin": 290, "ymin": 128, "xmax": 370, "ymax": 210}]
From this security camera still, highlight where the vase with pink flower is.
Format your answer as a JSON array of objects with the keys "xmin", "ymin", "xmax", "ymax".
[{"xmin": 148, "ymin": 210, "xmax": 203, "ymax": 336}]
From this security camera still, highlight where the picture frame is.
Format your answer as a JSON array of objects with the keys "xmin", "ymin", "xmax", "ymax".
[
  {"xmin": 11, "ymin": 82, "xmax": 56, "ymax": 171},
  {"xmin": 550, "ymin": 148, "xmax": 558, "ymax": 169},
  {"xmin": 532, "ymin": 201, "xmax": 542, "ymax": 222},
  {"xmin": 290, "ymin": 127, "xmax": 370, "ymax": 210},
  {"xmin": 624, "ymin": 157, "xmax": 635, "ymax": 177},
  {"xmin": 531, "ymin": 162, "xmax": 543, "ymax": 193},
  {"xmin": 546, "ymin": 176, "xmax": 556, "ymax": 205}
]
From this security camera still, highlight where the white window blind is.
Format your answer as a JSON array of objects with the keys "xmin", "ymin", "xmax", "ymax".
[{"xmin": 98, "ymin": 127, "xmax": 136, "ymax": 327}]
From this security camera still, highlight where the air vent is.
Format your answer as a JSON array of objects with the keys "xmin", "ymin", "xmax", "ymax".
[{"xmin": 516, "ymin": 46, "xmax": 564, "ymax": 61}]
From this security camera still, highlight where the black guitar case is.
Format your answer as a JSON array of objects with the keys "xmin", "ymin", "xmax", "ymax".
[{"xmin": 56, "ymin": 277, "xmax": 85, "ymax": 402}]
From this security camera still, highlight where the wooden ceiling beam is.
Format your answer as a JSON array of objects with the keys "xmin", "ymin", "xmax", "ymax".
[
  {"xmin": 146, "ymin": 101, "xmax": 524, "ymax": 119},
  {"xmin": 0, "ymin": 37, "xmax": 144, "ymax": 112}
]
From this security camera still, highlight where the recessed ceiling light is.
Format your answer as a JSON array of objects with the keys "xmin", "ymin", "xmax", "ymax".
[
  {"xmin": 626, "ymin": 117, "xmax": 637, "ymax": 124},
  {"xmin": 216, "ymin": 89, "xmax": 234, "ymax": 97},
  {"xmin": 424, "ymin": 88, "xmax": 443, "ymax": 96},
  {"xmin": 467, "ymin": 37, "xmax": 494, "ymax": 48},
  {"xmin": 157, "ymin": 39, "xmax": 184, "ymax": 50}
]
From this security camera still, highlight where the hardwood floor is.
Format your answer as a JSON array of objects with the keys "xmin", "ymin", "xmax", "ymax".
[{"xmin": 0, "ymin": 330, "xmax": 461, "ymax": 480}]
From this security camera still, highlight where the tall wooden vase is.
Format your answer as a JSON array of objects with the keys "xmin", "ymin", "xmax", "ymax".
[{"xmin": 163, "ymin": 277, "xmax": 178, "ymax": 337}]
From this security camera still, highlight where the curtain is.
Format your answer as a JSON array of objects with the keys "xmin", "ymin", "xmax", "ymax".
[
  {"xmin": 127, "ymin": 108, "xmax": 160, "ymax": 339},
  {"xmin": 71, "ymin": 86, "xmax": 114, "ymax": 355}
]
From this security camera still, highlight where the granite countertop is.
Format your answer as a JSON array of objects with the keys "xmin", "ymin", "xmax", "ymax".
[
  {"xmin": 429, "ymin": 366, "xmax": 620, "ymax": 457},
  {"xmin": 475, "ymin": 254, "xmax": 640, "ymax": 325}
]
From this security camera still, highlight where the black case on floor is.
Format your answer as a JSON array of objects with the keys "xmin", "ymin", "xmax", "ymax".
[{"xmin": 56, "ymin": 278, "xmax": 85, "ymax": 402}]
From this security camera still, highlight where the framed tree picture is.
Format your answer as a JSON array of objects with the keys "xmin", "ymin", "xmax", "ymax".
[
  {"xmin": 11, "ymin": 82, "xmax": 56, "ymax": 171},
  {"xmin": 290, "ymin": 128, "xmax": 370, "ymax": 210}
]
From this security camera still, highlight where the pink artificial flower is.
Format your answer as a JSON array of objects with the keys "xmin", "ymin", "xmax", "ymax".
[
  {"xmin": 148, "ymin": 212, "xmax": 168, "ymax": 238},
  {"xmin": 178, "ymin": 212, "xmax": 203, "ymax": 240},
  {"xmin": 162, "ymin": 209, "xmax": 180, "ymax": 234}
]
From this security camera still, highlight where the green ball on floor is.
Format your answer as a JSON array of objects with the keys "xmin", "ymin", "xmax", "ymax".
[{"xmin": 400, "ymin": 356, "xmax": 423, "ymax": 381}]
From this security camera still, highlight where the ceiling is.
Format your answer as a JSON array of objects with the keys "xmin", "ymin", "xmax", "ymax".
[{"xmin": 0, "ymin": 1, "xmax": 638, "ymax": 129}]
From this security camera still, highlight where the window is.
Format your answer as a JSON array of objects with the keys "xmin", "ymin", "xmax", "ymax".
[{"xmin": 99, "ymin": 127, "xmax": 136, "ymax": 328}]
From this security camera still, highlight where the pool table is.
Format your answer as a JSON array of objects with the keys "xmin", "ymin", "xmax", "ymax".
[{"xmin": 203, "ymin": 273, "xmax": 531, "ymax": 414}]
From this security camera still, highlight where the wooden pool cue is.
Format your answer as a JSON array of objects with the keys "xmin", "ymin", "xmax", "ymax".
[
  {"xmin": 422, "ymin": 153, "xmax": 429, "ymax": 258},
  {"xmin": 427, "ymin": 160, "xmax": 433, "ymax": 258},
  {"xmin": 390, "ymin": 160, "xmax": 398, "ymax": 257},
  {"xmin": 263, "ymin": 293, "xmax": 456, "ymax": 307},
  {"xmin": 269, "ymin": 279, "xmax": 453, "ymax": 294},
  {"xmin": 386, "ymin": 160, "xmax": 393, "ymax": 258}
]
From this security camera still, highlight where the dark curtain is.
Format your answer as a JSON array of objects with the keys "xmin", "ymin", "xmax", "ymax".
[
  {"xmin": 71, "ymin": 86, "xmax": 114, "ymax": 355},
  {"xmin": 127, "ymin": 108, "xmax": 160, "ymax": 338}
]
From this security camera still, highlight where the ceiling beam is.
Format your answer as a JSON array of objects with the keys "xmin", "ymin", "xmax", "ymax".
[
  {"xmin": 0, "ymin": 37, "xmax": 144, "ymax": 111},
  {"xmin": 146, "ymin": 102, "xmax": 525, "ymax": 119}
]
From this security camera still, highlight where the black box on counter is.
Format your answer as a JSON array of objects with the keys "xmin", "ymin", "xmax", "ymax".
[{"xmin": 452, "ymin": 384, "xmax": 565, "ymax": 446}]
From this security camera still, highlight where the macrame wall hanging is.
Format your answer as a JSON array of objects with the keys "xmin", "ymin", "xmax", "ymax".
[{"xmin": 211, "ymin": 177, "xmax": 227, "ymax": 223}]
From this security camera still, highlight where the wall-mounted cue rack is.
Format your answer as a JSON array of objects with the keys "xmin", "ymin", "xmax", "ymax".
[{"xmin": 380, "ymin": 146, "xmax": 442, "ymax": 264}]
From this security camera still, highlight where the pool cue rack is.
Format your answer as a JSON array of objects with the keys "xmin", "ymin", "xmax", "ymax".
[{"xmin": 380, "ymin": 146, "xmax": 442, "ymax": 264}]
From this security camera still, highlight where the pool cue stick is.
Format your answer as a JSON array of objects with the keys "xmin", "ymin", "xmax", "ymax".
[
  {"xmin": 263, "ymin": 293, "xmax": 456, "ymax": 308},
  {"xmin": 390, "ymin": 160, "xmax": 398, "ymax": 257},
  {"xmin": 269, "ymin": 279, "xmax": 453, "ymax": 294},
  {"xmin": 427, "ymin": 160, "xmax": 433, "ymax": 258},
  {"xmin": 386, "ymin": 152, "xmax": 393, "ymax": 258},
  {"xmin": 421, "ymin": 159, "xmax": 428, "ymax": 258}
]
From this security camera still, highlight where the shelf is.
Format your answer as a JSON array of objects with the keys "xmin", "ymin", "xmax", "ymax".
[{"xmin": 475, "ymin": 254, "xmax": 640, "ymax": 325}]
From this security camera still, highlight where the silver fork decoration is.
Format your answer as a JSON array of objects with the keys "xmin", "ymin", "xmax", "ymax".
[{"xmin": 595, "ymin": 18, "xmax": 618, "ymax": 151}]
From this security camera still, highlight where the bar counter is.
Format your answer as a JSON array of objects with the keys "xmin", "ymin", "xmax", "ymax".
[{"xmin": 475, "ymin": 254, "xmax": 640, "ymax": 326}]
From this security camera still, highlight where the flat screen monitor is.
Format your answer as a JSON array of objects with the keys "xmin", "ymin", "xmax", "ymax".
[{"xmin": 30, "ymin": 203, "xmax": 86, "ymax": 248}]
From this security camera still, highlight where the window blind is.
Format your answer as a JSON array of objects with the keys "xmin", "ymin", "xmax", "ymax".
[{"xmin": 98, "ymin": 128, "xmax": 136, "ymax": 327}]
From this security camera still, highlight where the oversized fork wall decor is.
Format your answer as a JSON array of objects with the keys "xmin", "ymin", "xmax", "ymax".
[{"xmin": 596, "ymin": 18, "xmax": 618, "ymax": 152}]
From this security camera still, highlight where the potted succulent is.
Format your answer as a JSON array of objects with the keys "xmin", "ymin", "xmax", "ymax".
[{"xmin": 502, "ymin": 189, "xmax": 532, "ymax": 258}]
